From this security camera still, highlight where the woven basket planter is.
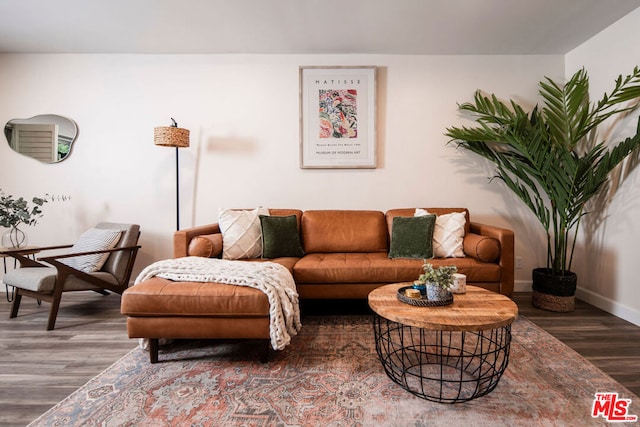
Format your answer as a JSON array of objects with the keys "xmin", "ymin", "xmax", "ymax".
[
  {"xmin": 531, "ymin": 268, "xmax": 577, "ymax": 312},
  {"xmin": 532, "ymin": 291, "xmax": 575, "ymax": 312}
]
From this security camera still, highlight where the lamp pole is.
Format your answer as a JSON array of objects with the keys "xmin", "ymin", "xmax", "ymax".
[
  {"xmin": 154, "ymin": 118, "xmax": 190, "ymax": 232},
  {"xmin": 175, "ymin": 146, "xmax": 180, "ymax": 231}
]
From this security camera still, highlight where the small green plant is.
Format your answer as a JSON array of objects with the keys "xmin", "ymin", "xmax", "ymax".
[
  {"xmin": 418, "ymin": 263, "xmax": 458, "ymax": 289},
  {"xmin": 1, "ymin": 189, "xmax": 70, "ymax": 247},
  {"xmin": 0, "ymin": 190, "xmax": 48, "ymax": 229}
]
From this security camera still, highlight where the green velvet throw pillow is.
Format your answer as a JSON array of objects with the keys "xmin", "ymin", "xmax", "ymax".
[
  {"xmin": 388, "ymin": 215, "xmax": 436, "ymax": 259},
  {"xmin": 259, "ymin": 215, "xmax": 305, "ymax": 258}
]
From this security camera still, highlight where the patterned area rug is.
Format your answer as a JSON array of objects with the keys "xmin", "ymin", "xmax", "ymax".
[{"xmin": 29, "ymin": 315, "xmax": 638, "ymax": 426}]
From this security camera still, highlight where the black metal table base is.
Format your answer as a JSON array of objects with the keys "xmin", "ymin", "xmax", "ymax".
[{"xmin": 373, "ymin": 314, "xmax": 511, "ymax": 403}]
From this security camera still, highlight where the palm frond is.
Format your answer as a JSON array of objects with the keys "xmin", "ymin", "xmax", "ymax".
[{"xmin": 446, "ymin": 67, "xmax": 640, "ymax": 274}]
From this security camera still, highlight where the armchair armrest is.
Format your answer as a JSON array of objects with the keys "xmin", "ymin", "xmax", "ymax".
[
  {"xmin": 39, "ymin": 245, "xmax": 142, "ymax": 293},
  {"xmin": 174, "ymin": 224, "xmax": 221, "ymax": 258},
  {"xmin": 38, "ymin": 245, "xmax": 141, "ymax": 262},
  {"xmin": 469, "ymin": 221, "xmax": 515, "ymax": 296},
  {"xmin": 1, "ymin": 244, "xmax": 73, "ymax": 254},
  {"xmin": 1, "ymin": 244, "xmax": 73, "ymax": 267}
]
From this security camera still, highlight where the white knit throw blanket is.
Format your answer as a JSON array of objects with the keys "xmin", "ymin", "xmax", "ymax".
[{"xmin": 134, "ymin": 257, "xmax": 302, "ymax": 350}]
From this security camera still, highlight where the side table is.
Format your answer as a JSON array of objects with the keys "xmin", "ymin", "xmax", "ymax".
[{"xmin": 368, "ymin": 283, "xmax": 518, "ymax": 403}]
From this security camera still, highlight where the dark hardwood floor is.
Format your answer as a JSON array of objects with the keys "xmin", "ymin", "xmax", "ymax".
[
  {"xmin": 513, "ymin": 293, "xmax": 640, "ymax": 397},
  {"xmin": 0, "ymin": 290, "xmax": 639, "ymax": 426},
  {"xmin": 0, "ymin": 290, "xmax": 135, "ymax": 427}
]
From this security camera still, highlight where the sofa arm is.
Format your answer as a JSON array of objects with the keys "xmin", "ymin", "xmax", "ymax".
[
  {"xmin": 174, "ymin": 223, "xmax": 221, "ymax": 258},
  {"xmin": 469, "ymin": 221, "xmax": 515, "ymax": 296}
]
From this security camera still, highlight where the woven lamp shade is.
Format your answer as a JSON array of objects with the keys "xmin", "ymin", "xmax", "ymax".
[{"xmin": 154, "ymin": 126, "xmax": 190, "ymax": 148}]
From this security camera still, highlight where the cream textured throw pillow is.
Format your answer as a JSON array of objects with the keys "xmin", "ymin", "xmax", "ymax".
[
  {"xmin": 415, "ymin": 209, "xmax": 466, "ymax": 258},
  {"xmin": 218, "ymin": 207, "xmax": 269, "ymax": 259},
  {"xmin": 61, "ymin": 228, "xmax": 123, "ymax": 272}
]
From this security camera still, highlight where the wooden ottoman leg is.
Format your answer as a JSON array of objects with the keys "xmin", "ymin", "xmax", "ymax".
[{"xmin": 149, "ymin": 338, "xmax": 159, "ymax": 364}]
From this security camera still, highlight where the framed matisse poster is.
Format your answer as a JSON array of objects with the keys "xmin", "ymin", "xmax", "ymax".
[{"xmin": 299, "ymin": 66, "xmax": 377, "ymax": 169}]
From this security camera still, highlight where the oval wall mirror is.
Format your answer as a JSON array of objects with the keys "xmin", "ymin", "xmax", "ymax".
[{"xmin": 4, "ymin": 114, "xmax": 78, "ymax": 163}]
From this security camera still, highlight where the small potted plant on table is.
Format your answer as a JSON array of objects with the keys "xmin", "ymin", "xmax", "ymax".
[{"xmin": 416, "ymin": 263, "xmax": 458, "ymax": 301}]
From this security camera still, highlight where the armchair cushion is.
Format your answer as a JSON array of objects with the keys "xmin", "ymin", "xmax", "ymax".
[
  {"xmin": 2, "ymin": 267, "xmax": 118, "ymax": 292},
  {"xmin": 61, "ymin": 228, "xmax": 123, "ymax": 272}
]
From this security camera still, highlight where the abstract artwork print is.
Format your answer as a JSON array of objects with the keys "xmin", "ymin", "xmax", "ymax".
[{"xmin": 319, "ymin": 89, "xmax": 358, "ymax": 138}]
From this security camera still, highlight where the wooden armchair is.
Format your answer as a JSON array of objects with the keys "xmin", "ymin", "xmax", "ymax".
[{"xmin": 2, "ymin": 222, "xmax": 140, "ymax": 330}]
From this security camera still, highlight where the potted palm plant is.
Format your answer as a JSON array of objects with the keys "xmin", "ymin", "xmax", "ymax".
[{"xmin": 445, "ymin": 67, "xmax": 640, "ymax": 311}]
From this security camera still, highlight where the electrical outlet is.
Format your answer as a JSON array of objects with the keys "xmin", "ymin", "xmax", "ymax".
[{"xmin": 516, "ymin": 256, "xmax": 523, "ymax": 269}]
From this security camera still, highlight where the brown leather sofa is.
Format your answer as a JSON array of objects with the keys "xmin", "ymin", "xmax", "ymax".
[
  {"xmin": 122, "ymin": 208, "xmax": 513, "ymax": 362},
  {"xmin": 175, "ymin": 208, "xmax": 514, "ymax": 296}
]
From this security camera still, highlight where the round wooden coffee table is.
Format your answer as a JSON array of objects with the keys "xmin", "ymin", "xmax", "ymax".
[{"xmin": 368, "ymin": 283, "xmax": 518, "ymax": 403}]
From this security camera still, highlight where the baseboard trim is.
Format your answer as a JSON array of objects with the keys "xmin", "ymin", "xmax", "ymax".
[
  {"xmin": 514, "ymin": 280, "xmax": 532, "ymax": 293},
  {"xmin": 576, "ymin": 288, "xmax": 640, "ymax": 327},
  {"xmin": 513, "ymin": 280, "xmax": 640, "ymax": 327}
]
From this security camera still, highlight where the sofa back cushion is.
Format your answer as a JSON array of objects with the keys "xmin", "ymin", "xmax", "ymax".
[
  {"xmin": 268, "ymin": 209, "xmax": 304, "ymax": 229},
  {"xmin": 301, "ymin": 210, "xmax": 388, "ymax": 253}
]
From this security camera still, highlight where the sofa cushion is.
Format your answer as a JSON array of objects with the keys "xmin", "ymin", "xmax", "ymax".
[
  {"xmin": 259, "ymin": 215, "xmax": 305, "ymax": 258},
  {"xmin": 293, "ymin": 252, "xmax": 501, "ymax": 284},
  {"xmin": 218, "ymin": 207, "xmax": 269, "ymax": 259},
  {"xmin": 294, "ymin": 252, "xmax": 422, "ymax": 283},
  {"xmin": 122, "ymin": 277, "xmax": 269, "ymax": 316},
  {"xmin": 388, "ymin": 215, "xmax": 435, "ymax": 259},
  {"xmin": 442, "ymin": 257, "xmax": 501, "ymax": 283},
  {"xmin": 267, "ymin": 209, "xmax": 303, "ymax": 228},
  {"xmin": 301, "ymin": 210, "xmax": 387, "ymax": 253},
  {"xmin": 242, "ymin": 257, "xmax": 299, "ymax": 273}
]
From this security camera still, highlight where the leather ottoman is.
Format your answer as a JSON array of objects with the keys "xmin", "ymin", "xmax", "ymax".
[{"xmin": 121, "ymin": 277, "xmax": 271, "ymax": 363}]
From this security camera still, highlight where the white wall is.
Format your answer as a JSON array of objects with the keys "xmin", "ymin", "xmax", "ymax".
[
  {"xmin": 0, "ymin": 54, "xmax": 561, "ymax": 289},
  {"xmin": 566, "ymin": 8, "xmax": 640, "ymax": 325}
]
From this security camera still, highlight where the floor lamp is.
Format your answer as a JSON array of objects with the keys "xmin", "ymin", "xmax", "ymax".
[{"xmin": 154, "ymin": 118, "xmax": 190, "ymax": 230}]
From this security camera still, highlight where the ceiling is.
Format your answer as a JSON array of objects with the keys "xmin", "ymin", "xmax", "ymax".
[{"xmin": 1, "ymin": 0, "xmax": 639, "ymax": 55}]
